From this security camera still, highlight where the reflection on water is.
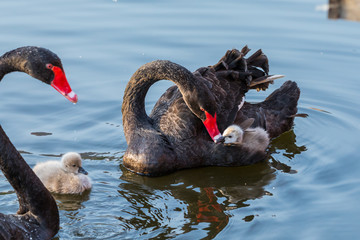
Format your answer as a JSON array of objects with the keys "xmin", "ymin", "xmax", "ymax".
[
  {"xmin": 30, "ymin": 131, "xmax": 53, "ymax": 136},
  {"xmin": 118, "ymin": 129, "xmax": 304, "ymax": 239},
  {"xmin": 328, "ymin": 0, "xmax": 360, "ymax": 21},
  {"xmin": 268, "ymin": 130, "xmax": 307, "ymax": 174},
  {"xmin": 54, "ymin": 191, "xmax": 91, "ymax": 212},
  {"xmin": 119, "ymin": 167, "xmax": 269, "ymax": 238}
]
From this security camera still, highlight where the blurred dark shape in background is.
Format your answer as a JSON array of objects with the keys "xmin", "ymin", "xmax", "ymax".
[{"xmin": 329, "ymin": 0, "xmax": 360, "ymax": 21}]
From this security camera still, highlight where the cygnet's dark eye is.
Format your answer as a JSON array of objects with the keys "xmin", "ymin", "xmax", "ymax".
[
  {"xmin": 229, "ymin": 136, "xmax": 232, "ymax": 138},
  {"xmin": 72, "ymin": 164, "xmax": 76, "ymax": 167}
]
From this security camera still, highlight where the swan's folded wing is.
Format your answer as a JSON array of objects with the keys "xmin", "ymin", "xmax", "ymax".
[{"xmin": 236, "ymin": 81, "xmax": 300, "ymax": 138}]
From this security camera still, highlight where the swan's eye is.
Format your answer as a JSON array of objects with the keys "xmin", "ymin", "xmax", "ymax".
[
  {"xmin": 46, "ymin": 63, "xmax": 53, "ymax": 69},
  {"xmin": 228, "ymin": 136, "xmax": 232, "ymax": 138},
  {"xmin": 72, "ymin": 164, "xmax": 76, "ymax": 167}
]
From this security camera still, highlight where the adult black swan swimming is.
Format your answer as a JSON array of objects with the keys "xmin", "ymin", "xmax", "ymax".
[
  {"xmin": 0, "ymin": 46, "xmax": 77, "ymax": 239},
  {"xmin": 122, "ymin": 46, "xmax": 300, "ymax": 176}
]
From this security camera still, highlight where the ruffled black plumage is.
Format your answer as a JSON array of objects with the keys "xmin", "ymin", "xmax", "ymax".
[{"xmin": 122, "ymin": 46, "xmax": 300, "ymax": 176}]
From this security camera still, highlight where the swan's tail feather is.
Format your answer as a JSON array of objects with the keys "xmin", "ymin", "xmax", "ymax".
[
  {"xmin": 249, "ymin": 74, "xmax": 285, "ymax": 90},
  {"xmin": 289, "ymin": 113, "xmax": 309, "ymax": 118},
  {"xmin": 211, "ymin": 46, "xmax": 282, "ymax": 91}
]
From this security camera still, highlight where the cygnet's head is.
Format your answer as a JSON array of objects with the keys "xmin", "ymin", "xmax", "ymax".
[
  {"xmin": 60, "ymin": 152, "xmax": 88, "ymax": 175},
  {"xmin": 221, "ymin": 125, "xmax": 244, "ymax": 143}
]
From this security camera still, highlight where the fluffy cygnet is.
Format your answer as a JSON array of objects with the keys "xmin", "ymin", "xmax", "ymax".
[
  {"xmin": 33, "ymin": 152, "xmax": 92, "ymax": 194},
  {"xmin": 219, "ymin": 119, "xmax": 270, "ymax": 152}
]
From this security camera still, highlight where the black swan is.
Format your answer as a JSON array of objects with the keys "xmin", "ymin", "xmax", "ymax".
[
  {"xmin": 122, "ymin": 46, "xmax": 300, "ymax": 176},
  {"xmin": 0, "ymin": 46, "xmax": 77, "ymax": 239}
]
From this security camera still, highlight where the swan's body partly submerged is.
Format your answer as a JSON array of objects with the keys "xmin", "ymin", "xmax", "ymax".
[
  {"xmin": 0, "ymin": 46, "xmax": 77, "ymax": 239},
  {"xmin": 34, "ymin": 152, "xmax": 92, "ymax": 194},
  {"xmin": 122, "ymin": 46, "xmax": 301, "ymax": 176}
]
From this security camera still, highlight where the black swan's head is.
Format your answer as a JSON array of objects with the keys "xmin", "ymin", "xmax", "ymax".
[
  {"xmin": 4, "ymin": 46, "xmax": 78, "ymax": 103},
  {"xmin": 183, "ymin": 82, "xmax": 221, "ymax": 142}
]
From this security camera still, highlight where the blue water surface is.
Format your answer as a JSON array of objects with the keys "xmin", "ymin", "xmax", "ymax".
[{"xmin": 1, "ymin": 0, "xmax": 360, "ymax": 239}]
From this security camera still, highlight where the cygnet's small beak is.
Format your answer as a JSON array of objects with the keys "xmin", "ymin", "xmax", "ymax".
[
  {"xmin": 78, "ymin": 166, "xmax": 88, "ymax": 175},
  {"xmin": 215, "ymin": 135, "xmax": 225, "ymax": 144}
]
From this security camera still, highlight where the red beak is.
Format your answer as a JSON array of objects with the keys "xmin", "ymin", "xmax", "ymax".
[
  {"xmin": 50, "ymin": 66, "xmax": 78, "ymax": 103},
  {"xmin": 202, "ymin": 111, "xmax": 221, "ymax": 142}
]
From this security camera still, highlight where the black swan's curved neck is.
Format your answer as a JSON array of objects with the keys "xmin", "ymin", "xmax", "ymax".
[
  {"xmin": 0, "ymin": 47, "xmax": 60, "ymax": 235},
  {"xmin": 0, "ymin": 58, "xmax": 14, "ymax": 81},
  {"xmin": 0, "ymin": 50, "xmax": 55, "ymax": 214},
  {"xmin": 122, "ymin": 60, "xmax": 201, "ymax": 129},
  {"xmin": 0, "ymin": 125, "xmax": 59, "ymax": 230},
  {"xmin": 0, "ymin": 48, "xmax": 32, "ymax": 81}
]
